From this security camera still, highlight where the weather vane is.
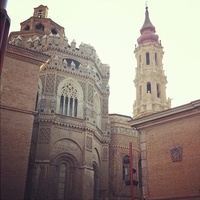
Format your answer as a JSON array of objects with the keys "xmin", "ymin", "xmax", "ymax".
[{"xmin": 145, "ymin": 1, "xmax": 148, "ymax": 8}]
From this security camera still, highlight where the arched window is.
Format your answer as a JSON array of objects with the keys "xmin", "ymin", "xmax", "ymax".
[
  {"xmin": 147, "ymin": 82, "xmax": 151, "ymax": 93},
  {"xmin": 122, "ymin": 155, "xmax": 130, "ymax": 181},
  {"xmin": 157, "ymin": 83, "xmax": 161, "ymax": 98},
  {"xmin": 146, "ymin": 52, "xmax": 150, "ymax": 65},
  {"xmin": 51, "ymin": 28, "xmax": 58, "ymax": 35},
  {"xmin": 155, "ymin": 52, "xmax": 158, "ymax": 65},
  {"xmin": 24, "ymin": 25, "xmax": 30, "ymax": 31},
  {"xmin": 94, "ymin": 93, "xmax": 101, "ymax": 128},
  {"xmin": 62, "ymin": 58, "xmax": 81, "ymax": 69},
  {"xmin": 60, "ymin": 95, "xmax": 64, "ymax": 113},
  {"xmin": 74, "ymin": 98, "xmax": 78, "ymax": 117},
  {"xmin": 35, "ymin": 23, "xmax": 44, "ymax": 31},
  {"xmin": 57, "ymin": 79, "xmax": 83, "ymax": 118},
  {"xmin": 59, "ymin": 83, "xmax": 78, "ymax": 117},
  {"xmin": 139, "ymin": 85, "xmax": 142, "ymax": 101},
  {"xmin": 57, "ymin": 160, "xmax": 75, "ymax": 200},
  {"xmin": 58, "ymin": 164, "xmax": 66, "ymax": 200},
  {"xmin": 37, "ymin": 10, "xmax": 43, "ymax": 18}
]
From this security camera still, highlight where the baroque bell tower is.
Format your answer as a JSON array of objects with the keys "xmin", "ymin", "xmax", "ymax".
[{"xmin": 133, "ymin": 6, "xmax": 171, "ymax": 118}]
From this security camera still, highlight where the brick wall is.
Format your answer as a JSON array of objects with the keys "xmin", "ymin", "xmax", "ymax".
[
  {"xmin": 109, "ymin": 114, "xmax": 142, "ymax": 199},
  {"xmin": 1, "ymin": 45, "xmax": 49, "ymax": 200},
  {"xmin": 146, "ymin": 114, "xmax": 200, "ymax": 199},
  {"xmin": 1, "ymin": 110, "xmax": 34, "ymax": 200}
]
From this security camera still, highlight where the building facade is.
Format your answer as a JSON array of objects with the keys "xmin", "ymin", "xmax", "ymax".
[
  {"xmin": 8, "ymin": 5, "xmax": 111, "ymax": 200},
  {"xmin": 1, "ymin": 4, "xmax": 200, "ymax": 200}
]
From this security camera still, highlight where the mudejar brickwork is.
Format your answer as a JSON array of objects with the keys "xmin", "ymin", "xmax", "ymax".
[{"xmin": 1, "ymin": 4, "xmax": 200, "ymax": 200}]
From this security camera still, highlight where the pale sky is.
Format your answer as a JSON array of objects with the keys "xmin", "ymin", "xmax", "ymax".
[{"xmin": 7, "ymin": 0, "xmax": 200, "ymax": 117}]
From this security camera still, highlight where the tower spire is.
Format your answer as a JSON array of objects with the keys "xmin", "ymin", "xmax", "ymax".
[{"xmin": 137, "ymin": 6, "xmax": 159, "ymax": 45}]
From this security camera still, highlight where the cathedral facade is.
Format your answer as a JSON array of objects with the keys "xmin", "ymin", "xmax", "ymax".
[
  {"xmin": 1, "ymin": 4, "xmax": 200, "ymax": 200},
  {"xmin": 8, "ymin": 5, "xmax": 110, "ymax": 200}
]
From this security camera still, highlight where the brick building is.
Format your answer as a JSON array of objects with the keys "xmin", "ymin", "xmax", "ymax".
[
  {"xmin": 130, "ymin": 100, "xmax": 200, "ymax": 199},
  {"xmin": 1, "ymin": 4, "xmax": 200, "ymax": 200},
  {"xmin": 1, "ymin": 45, "xmax": 49, "ymax": 200},
  {"xmin": 129, "ymin": 6, "xmax": 200, "ymax": 200}
]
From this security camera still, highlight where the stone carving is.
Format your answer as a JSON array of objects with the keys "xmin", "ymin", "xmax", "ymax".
[
  {"xmin": 40, "ymin": 95, "xmax": 46, "ymax": 112},
  {"xmin": 38, "ymin": 128, "xmax": 50, "ymax": 144},
  {"xmin": 61, "ymin": 83, "xmax": 78, "ymax": 98},
  {"xmin": 109, "ymin": 116, "xmax": 130, "ymax": 124},
  {"xmin": 102, "ymin": 148, "xmax": 108, "ymax": 160},
  {"xmin": 50, "ymin": 97, "xmax": 56, "ymax": 113},
  {"xmin": 88, "ymin": 84, "xmax": 93, "ymax": 103},
  {"xmin": 86, "ymin": 136, "xmax": 92, "ymax": 150},
  {"xmin": 39, "ymin": 74, "xmax": 46, "ymax": 93},
  {"xmin": 102, "ymin": 99, "xmax": 108, "ymax": 115},
  {"xmin": 45, "ymin": 73, "xmax": 55, "ymax": 94},
  {"xmin": 170, "ymin": 145, "xmax": 183, "ymax": 162},
  {"xmin": 56, "ymin": 75, "xmax": 65, "ymax": 90},
  {"xmin": 110, "ymin": 127, "xmax": 137, "ymax": 135},
  {"xmin": 78, "ymin": 81, "xmax": 86, "ymax": 100}
]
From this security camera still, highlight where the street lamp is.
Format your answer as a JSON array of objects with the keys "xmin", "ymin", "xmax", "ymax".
[{"xmin": 123, "ymin": 143, "xmax": 138, "ymax": 200}]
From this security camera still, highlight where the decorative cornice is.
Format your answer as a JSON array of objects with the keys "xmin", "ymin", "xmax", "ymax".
[
  {"xmin": 0, "ymin": 104, "xmax": 36, "ymax": 115},
  {"xmin": 35, "ymin": 113, "xmax": 97, "ymax": 134},
  {"xmin": 109, "ymin": 145, "xmax": 140, "ymax": 152},
  {"xmin": 6, "ymin": 44, "xmax": 49, "ymax": 65},
  {"xmin": 110, "ymin": 127, "xmax": 139, "ymax": 136},
  {"xmin": 130, "ymin": 99, "xmax": 200, "ymax": 129}
]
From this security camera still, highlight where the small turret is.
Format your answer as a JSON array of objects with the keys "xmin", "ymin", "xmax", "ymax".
[{"xmin": 33, "ymin": 5, "xmax": 48, "ymax": 18}]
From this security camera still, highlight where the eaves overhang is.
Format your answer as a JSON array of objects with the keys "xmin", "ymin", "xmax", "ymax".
[
  {"xmin": 129, "ymin": 99, "xmax": 200, "ymax": 129},
  {"xmin": 5, "ymin": 44, "xmax": 50, "ymax": 66}
]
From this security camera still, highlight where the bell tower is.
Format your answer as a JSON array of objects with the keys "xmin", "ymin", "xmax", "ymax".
[
  {"xmin": 33, "ymin": 5, "xmax": 48, "ymax": 18},
  {"xmin": 133, "ymin": 6, "xmax": 171, "ymax": 118}
]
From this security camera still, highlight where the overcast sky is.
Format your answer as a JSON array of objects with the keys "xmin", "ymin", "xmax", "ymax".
[{"xmin": 7, "ymin": 0, "xmax": 200, "ymax": 116}]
